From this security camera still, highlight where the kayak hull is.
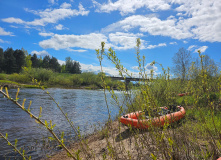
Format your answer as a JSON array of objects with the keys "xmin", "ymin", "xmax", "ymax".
[{"xmin": 120, "ymin": 106, "xmax": 185, "ymax": 129}]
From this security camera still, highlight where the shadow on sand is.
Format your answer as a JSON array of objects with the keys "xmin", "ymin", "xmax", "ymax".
[{"xmin": 115, "ymin": 128, "xmax": 149, "ymax": 142}]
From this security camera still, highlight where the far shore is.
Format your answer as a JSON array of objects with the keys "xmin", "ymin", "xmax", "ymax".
[{"xmin": 0, "ymin": 80, "xmax": 105, "ymax": 90}]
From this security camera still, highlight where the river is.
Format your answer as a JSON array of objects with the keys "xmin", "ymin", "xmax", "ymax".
[{"xmin": 0, "ymin": 88, "xmax": 126, "ymax": 159}]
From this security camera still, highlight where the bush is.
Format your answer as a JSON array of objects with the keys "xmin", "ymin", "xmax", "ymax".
[
  {"xmin": 72, "ymin": 74, "xmax": 83, "ymax": 86},
  {"xmin": 48, "ymin": 74, "xmax": 73, "ymax": 86},
  {"xmin": 0, "ymin": 74, "xmax": 6, "ymax": 80},
  {"xmin": 7, "ymin": 73, "xmax": 31, "ymax": 83},
  {"xmin": 22, "ymin": 68, "xmax": 53, "ymax": 82}
]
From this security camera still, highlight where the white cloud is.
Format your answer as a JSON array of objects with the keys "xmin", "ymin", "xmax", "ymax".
[
  {"xmin": 39, "ymin": 33, "xmax": 108, "ymax": 50},
  {"xmin": 131, "ymin": 63, "xmax": 158, "ymax": 75},
  {"xmin": 39, "ymin": 32, "xmax": 54, "ymax": 37},
  {"xmin": 10, "ymin": 25, "xmax": 19, "ymax": 28},
  {"xmin": 188, "ymin": 45, "xmax": 197, "ymax": 51},
  {"xmin": 146, "ymin": 43, "xmax": 166, "ymax": 49},
  {"xmin": 80, "ymin": 63, "xmax": 119, "ymax": 76},
  {"xmin": 80, "ymin": 63, "xmax": 145, "ymax": 77},
  {"xmin": 108, "ymin": 32, "xmax": 145, "ymax": 50},
  {"xmin": 0, "ymin": 27, "xmax": 14, "ymax": 36},
  {"xmin": 195, "ymin": 46, "xmax": 208, "ymax": 53},
  {"xmin": 66, "ymin": 48, "xmax": 87, "ymax": 52},
  {"xmin": 58, "ymin": 59, "xmax": 65, "ymax": 65},
  {"xmin": 60, "ymin": 2, "xmax": 72, "ymax": 9},
  {"xmin": 174, "ymin": 0, "xmax": 221, "ymax": 42},
  {"xmin": 2, "ymin": 17, "xmax": 25, "ymax": 24},
  {"xmin": 0, "ymin": 38, "xmax": 10, "ymax": 43},
  {"xmin": 48, "ymin": 0, "xmax": 58, "ymax": 5},
  {"xmin": 187, "ymin": 45, "xmax": 208, "ymax": 53},
  {"xmin": 2, "ymin": 4, "xmax": 89, "ymax": 27},
  {"xmin": 31, "ymin": 50, "xmax": 51, "ymax": 56},
  {"xmin": 93, "ymin": 0, "xmax": 170, "ymax": 15},
  {"xmin": 55, "ymin": 24, "xmax": 64, "ymax": 30},
  {"xmin": 100, "ymin": 0, "xmax": 221, "ymax": 42},
  {"xmin": 169, "ymin": 42, "xmax": 177, "ymax": 45},
  {"xmin": 102, "ymin": 15, "xmax": 193, "ymax": 40}
]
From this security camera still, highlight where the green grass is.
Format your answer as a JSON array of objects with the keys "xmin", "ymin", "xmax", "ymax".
[{"xmin": 0, "ymin": 80, "xmax": 20, "ymax": 85}]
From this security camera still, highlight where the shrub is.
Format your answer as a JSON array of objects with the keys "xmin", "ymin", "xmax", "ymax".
[
  {"xmin": 0, "ymin": 74, "xmax": 6, "ymax": 80},
  {"xmin": 22, "ymin": 68, "xmax": 53, "ymax": 82}
]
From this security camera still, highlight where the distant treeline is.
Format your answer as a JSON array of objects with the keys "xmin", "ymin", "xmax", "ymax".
[{"xmin": 0, "ymin": 47, "xmax": 81, "ymax": 74}]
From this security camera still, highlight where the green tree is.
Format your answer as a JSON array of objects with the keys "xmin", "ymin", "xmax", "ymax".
[
  {"xmin": 4, "ymin": 48, "xmax": 17, "ymax": 74},
  {"xmin": 22, "ymin": 48, "xmax": 32, "ymax": 69},
  {"xmin": 49, "ymin": 56, "xmax": 61, "ymax": 72},
  {"xmin": 61, "ymin": 64, "xmax": 66, "ymax": 73},
  {"xmin": 172, "ymin": 47, "xmax": 192, "ymax": 81},
  {"xmin": 65, "ymin": 57, "xmax": 73, "ymax": 73},
  {"xmin": 72, "ymin": 61, "xmax": 81, "ymax": 74},
  {"xmin": 13, "ymin": 49, "xmax": 26, "ymax": 73},
  {"xmin": 42, "ymin": 55, "xmax": 50, "ymax": 69},
  {"xmin": 0, "ymin": 48, "xmax": 4, "ymax": 73},
  {"xmin": 31, "ymin": 53, "xmax": 40, "ymax": 68}
]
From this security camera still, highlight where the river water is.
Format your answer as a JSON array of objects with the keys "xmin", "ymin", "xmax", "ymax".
[{"xmin": 0, "ymin": 88, "xmax": 126, "ymax": 159}]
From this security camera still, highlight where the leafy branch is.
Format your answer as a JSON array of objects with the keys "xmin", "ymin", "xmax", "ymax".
[
  {"xmin": 0, "ymin": 132, "xmax": 28, "ymax": 160},
  {"xmin": 0, "ymin": 87, "xmax": 77, "ymax": 160}
]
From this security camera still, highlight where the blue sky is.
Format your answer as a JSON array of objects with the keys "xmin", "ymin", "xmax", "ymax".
[{"xmin": 0, "ymin": 0, "xmax": 220, "ymax": 77}]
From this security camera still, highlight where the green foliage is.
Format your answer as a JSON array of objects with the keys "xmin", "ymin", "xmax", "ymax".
[
  {"xmin": 0, "ymin": 73, "xmax": 6, "ymax": 80},
  {"xmin": 72, "ymin": 74, "xmax": 83, "ymax": 86},
  {"xmin": 7, "ymin": 73, "xmax": 31, "ymax": 83},
  {"xmin": 48, "ymin": 73, "xmax": 73, "ymax": 86},
  {"xmin": 22, "ymin": 48, "xmax": 32, "ymax": 69},
  {"xmin": 23, "ymin": 68, "xmax": 53, "ymax": 82}
]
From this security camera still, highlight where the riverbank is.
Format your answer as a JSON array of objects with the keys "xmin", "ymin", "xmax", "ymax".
[
  {"xmin": 0, "ymin": 71, "xmax": 129, "ymax": 90},
  {"xmin": 0, "ymin": 79, "xmax": 102, "ymax": 90},
  {"xmin": 47, "ymin": 119, "xmax": 182, "ymax": 160},
  {"xmin": 48, "ymin": 119, "xmax": 161, "ymax": 160},
  {"xmin": 47, "ymin": 105, "xmax": 221, "ymax": 160}
]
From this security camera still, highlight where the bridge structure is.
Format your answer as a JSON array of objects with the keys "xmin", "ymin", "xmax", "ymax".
[{"xmin": 109, "ymin": 76, "xmax": 149, "ymax": 90}]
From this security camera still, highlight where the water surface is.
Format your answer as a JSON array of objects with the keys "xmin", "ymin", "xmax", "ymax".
[{"xmin": 0, "ymin": 88, "xmax": 125, "ymax": 159}]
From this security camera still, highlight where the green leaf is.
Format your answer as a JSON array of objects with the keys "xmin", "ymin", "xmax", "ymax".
[
  {"xmin": 5, "ymin": 87, "xmax": 9, "ymax": 98},
  {"xmin": 16, "ymin": 88, "xmax": 20, "ymax": 101},
  {"xmin": 48, "ymin": 137, "xmax": 54, "ymax": 141},
  {"xmin": 28, "ymin": 101, "xmax": 32, "ymax": 111},
  {"xmin": 38, "ymin": 106, "xmax": 42, "ymax": 118},
  {"xmin": 22, "ymin": 99, "xmax": 26, "ymax": 109},
  {"xmin": 15, "ymin": 139, "xmax": 18, "ymax": 147}
]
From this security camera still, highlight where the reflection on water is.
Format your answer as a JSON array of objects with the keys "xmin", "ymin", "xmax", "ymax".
[{"xmin": 0, "ymin": 88, "xmax": 124, "ymax": 159}]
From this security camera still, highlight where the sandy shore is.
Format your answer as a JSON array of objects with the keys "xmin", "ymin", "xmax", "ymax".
[{"xmin": 47, "ymin": 120, "xmax": 162, "ymax": 160}]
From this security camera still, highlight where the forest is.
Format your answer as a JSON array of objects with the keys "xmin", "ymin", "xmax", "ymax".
[{"xmin": 0, "ymin": 47, "xmax": 81, "ymax": 74}]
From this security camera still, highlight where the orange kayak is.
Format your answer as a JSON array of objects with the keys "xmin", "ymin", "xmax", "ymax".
[
  {"xmin": 178, "ymin": 93, "xmax": 189, "ymax": 97},
  {"xmin": 120, "ymin": 106, "xmax": 185, "ymax": 129}
]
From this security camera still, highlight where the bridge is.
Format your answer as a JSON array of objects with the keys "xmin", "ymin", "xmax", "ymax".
[{"xmin": 109, "ymin": 76, "xmax": 149, "ymax": 90}]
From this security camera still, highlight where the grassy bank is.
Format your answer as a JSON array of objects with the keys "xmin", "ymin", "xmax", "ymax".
[{"xmin": 0, "ymin": 69, "xmax": 129, "ymax": 90}]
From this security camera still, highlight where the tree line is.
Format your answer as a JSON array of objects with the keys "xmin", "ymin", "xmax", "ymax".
[{"xmin": 0, "ymin": 47, "xmax": 81, "ymax": 74}]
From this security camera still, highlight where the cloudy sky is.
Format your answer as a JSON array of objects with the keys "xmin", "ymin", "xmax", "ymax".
[{"xmin": 0, "ymin": 0, "xmax": 220, "ymax": 77}]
